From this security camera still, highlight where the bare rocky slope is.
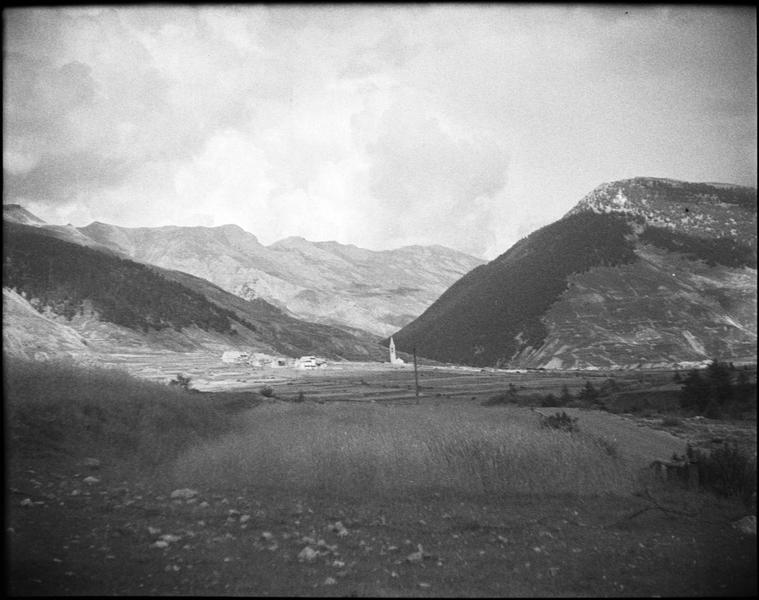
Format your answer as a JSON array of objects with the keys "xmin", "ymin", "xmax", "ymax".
[
  {"xmin": 2, "ymin": 216, "xmax": 386, "ymax": 363},
  {"xmin": 77, "ymin": 222, "xmax": 485, "ymax": 337},
  {"xmin": 391, "ymin": 178, "xmax": 757, "ymax": 369}
]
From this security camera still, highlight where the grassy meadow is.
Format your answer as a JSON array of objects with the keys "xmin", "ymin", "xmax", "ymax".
[
  {"xmin": 6, "ymin": 357, "xmax": 634, "ymax": 496},
  {"xmin": 4, "ymin": 357, "xmax": 246, "ymax": 476},
  {"xmin": 173, "ymin": 401, "xmax": 635, "ymax": 497}
]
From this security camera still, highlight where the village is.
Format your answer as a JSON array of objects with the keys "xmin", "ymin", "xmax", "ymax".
[{"xmin": 220, "ymin": 336, "xmax": 408, "ymax": 371}]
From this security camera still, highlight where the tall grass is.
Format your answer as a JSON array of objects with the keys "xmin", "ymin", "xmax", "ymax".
[
  {"xmin": 174, "ymin": 402, "xmax": 636, "ymax": 497},
  {"xmin": 5, "ymin": 357, "xmax": 234, "ymax": 471}
]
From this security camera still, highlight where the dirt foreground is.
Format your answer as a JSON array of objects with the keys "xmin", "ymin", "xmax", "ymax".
[{"xmin": 7, "ymin": 454, "xmax": 756, "ymax": 597}]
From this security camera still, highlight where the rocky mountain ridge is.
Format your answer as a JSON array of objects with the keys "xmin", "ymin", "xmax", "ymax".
[
  {"xmin": 391, "ymin": 178, "xmax": 757, "ymax": 369},
  {"xmin": 78, "ymin": 221, "xmax": 485, "ymax": 337},
  {"xmin": 567, "ymin": 177, "xmax": 756, "ymax": 245},
  {"xmin": 2, "ymin": 217, "xmax": 386, "ymax": 363}
]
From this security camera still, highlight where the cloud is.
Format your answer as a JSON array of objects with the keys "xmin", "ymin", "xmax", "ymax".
[
  {"xmin": 366, "ymin": 96, "xmax": 509, "ymax": 256},
  {"xmin": 2, "ymin": 6, "xmax": 756, "ymax": 260}
]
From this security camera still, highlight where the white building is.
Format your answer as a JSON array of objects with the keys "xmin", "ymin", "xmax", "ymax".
[
  {"xmin": 221, "ymin": 350, "xmax": 250, "ymax": 364},
  {"xmin": 388, "ymin": 337, "xmax": 405, "ymax": 365}
]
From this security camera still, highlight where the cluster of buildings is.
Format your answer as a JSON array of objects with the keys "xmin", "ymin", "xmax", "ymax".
[
  {"xmin": 221, "ymin": 337, "xmax": 405, "ymax": 370},
  {"xmin": 221, "ymin": 351, "xmax": 328, "ymax": 370}
]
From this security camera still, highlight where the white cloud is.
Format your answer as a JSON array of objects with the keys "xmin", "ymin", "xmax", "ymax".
[{"xmin": 2, "ymin": 6, "xmax": 756, "ymax": 259}]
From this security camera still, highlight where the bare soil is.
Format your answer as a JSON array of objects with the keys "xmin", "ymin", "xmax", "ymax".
[{"xmin": 7, "ymin": 453, "xmax": 757, "ymax": 597}]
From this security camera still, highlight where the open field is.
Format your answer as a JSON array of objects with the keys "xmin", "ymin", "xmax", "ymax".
[
  {"xmin": 6, "ymin": 357, "xmax": 756, "ymax": 596},
  {"xmin": 94, "ymin": 350, "xmax": 684, "ymax": 398}
]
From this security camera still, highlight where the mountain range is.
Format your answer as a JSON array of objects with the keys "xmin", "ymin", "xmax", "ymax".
[
  {"xmin": 77, "ymin": 222, "xmax": 484, "ymax": 337},
  {"xmin": 390, "ymin": 178, "xmax": 757, "ymax": 369},
  {"xmin": 4, "ymin": 177, "xmax": 757, "ymax": 370},
  {"xmin": 2, "ymin": 215, "xmax": 387, "ymax": 362}
]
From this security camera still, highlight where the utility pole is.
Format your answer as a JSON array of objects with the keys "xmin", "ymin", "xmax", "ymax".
[{"xmin": 413, "ymin": 346, "xmax": 420, "ymax": 404}]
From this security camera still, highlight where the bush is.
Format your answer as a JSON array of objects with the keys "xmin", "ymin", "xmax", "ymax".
[
  {"xmin": 559, "ymin": 384, "xmax": 573, "ymax": 406},
  {"xmin": 169, "ymin": 374, "xmax": 193, "ymax": 392},
  {"xmin": 577, "ymin": 380, "xmax": 601, "ymax": 406},
  {"xmin": 540, "ymin": 411, "xmax": 579, "ymax": 433},
  {"xmin": 689, "ymin": 444, "xmax": 757, "ymax": 502},
  {"xmin": 540, "ymin": 393, "xmax": 558, "ymax": 407},
  {"xmin": 680, "ymin": 359, "xmax": 736, "ymax": 416},
  {"xmin": 483, "ymin": 383, "xmax": 519, "ymax": 406},
  {"xmin": 661, "ymin": 416, "xmax": 683, "ymax": 427}
]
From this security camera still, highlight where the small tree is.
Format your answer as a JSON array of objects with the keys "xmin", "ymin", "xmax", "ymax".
[
  {"xmin": 680, "ymin": 360, "xmax": 735, "ymax": 415},
  {"xmin": 577, "ymin": 380, "xmax": 600, "ymax": 406},
  {"xmin": 559, "ymin": 384, "xmax": 573, "ymax": 406}
]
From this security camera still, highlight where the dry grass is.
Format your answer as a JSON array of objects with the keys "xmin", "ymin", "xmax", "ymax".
[
  {"xmin": 5, "ymin": 357, "xmax": 235, "ymax": 472},
  {"xmin": 173, "ymin": 402, "xmax": 636, "ymax": 497}
]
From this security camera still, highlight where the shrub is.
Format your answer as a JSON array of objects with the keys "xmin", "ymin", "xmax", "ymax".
[
  {"xmin": 169, "ymin": 374, "xmax": 193, "ymax": 392},
  {"xmin": 680, "ymin": 359, "xmax": 736, "ymax": 416},
  {"xmin": 482, "ymin": 383, "xmax": 519, "ymax": 406},
  {"xmin": 559, "ymin": 384, "xmax": 573, "ymax": 406},
  {"xmin": 690, "ymin": 444, "xmax": 757, "ymax": 502},
  {"xmin": 577, "ymin": 380, "xmax": 600, "ymax": 406},
  {"xmin": 540, "ymin": 411, "xmax": 579, "ymax": 433},
  {"xmin": 540, "ymin": 393, "xmax": 558, "ymax": 407}
]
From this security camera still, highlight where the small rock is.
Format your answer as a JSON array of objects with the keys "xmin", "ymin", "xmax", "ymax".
[
  {"xmin": 332, "ymin": 559, "xmax": 345, "ymax": 568},
  {"xmin": 733, "ymin": 515, "xmax": 757, "ymax": 536},
  {"xmin": 20, "ymin": 498, "xmax": 33, "ymax": 507},
  {"xmin": 406, "ymin": 544, "xmax": 424, "ymax": 563},
  {"xmin": 160, "ymin": 534, "xmax": 182, "ymax": 543},
  {"xmin": 298, "ymin": 546, "xmax": 319, "ymax": 562},
  {"xmin": 261, "ymin": 531, "xmax": 274, "ymax": 541},
  {"xmin": 83, "ymin": 476, "xmax": 100, "ymax": 484},
  {"xmin": 151, "ymin": 541, "xmax": 169, "ymax": 549},
  {"xmin": 329, "ymin": 521, "xmax": 349, "ymax": 537},
  {"xmin": 198, "ymin": 501, "xmax": 209, "ymax": 508},
  {"xmin": 170, "ymin": 488, "xmax": 199, "ymax": 500},
  {"xmin": 148, "ymin": 526, "xmax": 161, "ymax": 535},
  {"xmin": 323, "ymin": 577, "xmax": 337, "ymax": 586},
  {"xmin": 240, "ymin": 514, "xmax": 251, "ymax": 524},
  {"xmin": 419, "ymin": 582, "xmax": 431, "ymax": 588}
]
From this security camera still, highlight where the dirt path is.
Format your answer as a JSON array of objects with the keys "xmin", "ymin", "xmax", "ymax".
[{"xmin": 7, "ymin": 457, "xmax": 756, "ymax": 597}]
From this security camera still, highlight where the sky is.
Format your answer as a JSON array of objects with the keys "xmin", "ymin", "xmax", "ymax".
[{"xmin": 3, "ymin": 5, "xmax": 757, "ymax": 259}]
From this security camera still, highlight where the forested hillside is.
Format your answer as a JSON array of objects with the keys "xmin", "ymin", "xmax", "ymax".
[
  {"xmin": 3, "ymin": 223, "xmax": 254, "ymax": 335},
  {"xmin": 390, "ymin": 212, "xmax": 638, "ymax": 366}
]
